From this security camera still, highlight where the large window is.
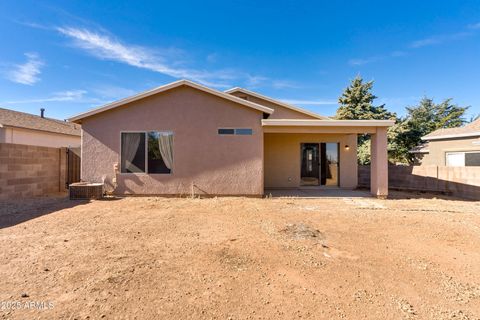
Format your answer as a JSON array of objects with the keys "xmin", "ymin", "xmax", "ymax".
[
  {"xmin": 121, "ymin": 132, "xmax": 173, "ymax": 174},
  {"xmin": 446, "ymin": 151, "xmax": 480, "ymax": 167}
]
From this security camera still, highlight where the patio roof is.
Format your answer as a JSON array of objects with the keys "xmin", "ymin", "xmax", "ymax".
[
  {"xmin": 262, "ymin": 119, "xmax": 395, "ymax": 134},
  {"xmin": 262, "ymin": 119, "xmax": 394, "ymax": 127}
]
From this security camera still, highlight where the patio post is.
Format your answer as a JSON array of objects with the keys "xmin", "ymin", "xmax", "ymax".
[{"xmin": 370, "ymin": 127, "xmax": 388, "ymax": 198}]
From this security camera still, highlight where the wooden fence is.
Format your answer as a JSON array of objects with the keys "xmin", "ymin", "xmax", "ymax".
[{"xmin": 359, "ymin": 165, "xmax": 480, "ymax": 200}]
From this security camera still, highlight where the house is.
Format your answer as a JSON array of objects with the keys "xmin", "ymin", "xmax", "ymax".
[
  {"xmin": 413, "ymin": 118, "xmax": 480, "ymax": 166},
  {"xmin": 68, "ymin": 80, "xmax": 394, "ymax": 197},
  {"xmin": 0, "ymin": 107, "xmax": 81, "ymax": 148}
]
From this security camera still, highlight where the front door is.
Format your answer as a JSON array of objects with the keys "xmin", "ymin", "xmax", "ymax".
[{"xmin": 301, "ymin": 143, "xmax": 320, "ymax": 186}]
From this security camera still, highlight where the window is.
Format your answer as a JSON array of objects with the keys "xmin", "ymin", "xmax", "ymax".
[
  {"xmin": 235, "ymin": 128, "xmax": 253, "ymax": 135},
  {"xmin": 121, "ymin": 132, "xmax": 173, "ymax": 174},
  {"xmin": 465, "ymin": 152, "xmax": 480, "ymax": 166},
  {"xmin": 121, "ymin": 132, "xmax": 145, "ymax": 173},
  {"xmin": 446, "ymin": 151, "xmax": 480, "ymax": 167},
  {"xmin": 218, "ymin": 128, "xmax": 253, "ymax": 135},
  {"xmin": 218, "ymin": 128, "xmax": 234, "ymax": 135}
]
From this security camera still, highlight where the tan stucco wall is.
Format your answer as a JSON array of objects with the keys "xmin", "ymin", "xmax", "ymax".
[
  {"xmin": 421, "ymin": 137, "xmax": 480, "ymax": 165},
  {"xmin": 229, "ymin": 92, "xmax": 317, "ymax": 119},
  {"xmin": 264, "ymin": 133, "xmax": 358, "ymax": 189},
  {"xmin": 80, "ymin": 85, "xmax": 264, "ymax": 196},
  {"xmin": 0, "ymin": 127, "xmax": 80, "ymax": 148}
]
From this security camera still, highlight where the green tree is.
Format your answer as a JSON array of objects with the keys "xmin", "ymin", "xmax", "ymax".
[
  {"xmin": 335, "ymin": 76, "xmax": 396, "ymax": 164},
  {"xmin": 336, "ymin": 76, "xmax": 395, "ymax": 121},
  {"xmin": 392, "ymin": 97, "xmax": 469, "ymax": 164}
]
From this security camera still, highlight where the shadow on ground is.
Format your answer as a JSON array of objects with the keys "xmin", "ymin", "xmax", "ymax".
[{"xmin": 0, "ymin": 195, "xmax": 90, "ymax": 229}]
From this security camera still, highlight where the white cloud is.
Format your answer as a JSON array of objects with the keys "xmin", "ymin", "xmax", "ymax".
[
  {"xmin": 56, "ymin": 26, "xmax": 236, "ymax": 88},
  {"xmin": 2, "ymin": 90, "xmax": 100, "ymax": 105},
  {"xmin": 55, "ymin": 26, "xmax": 294, "ymax": 90},
  {"xmin": 92, "ymin": 85, "xmax": 136, "ymax": 99},
  {"xmin": 7, "ymin": 53, "xmax": 44, "ymax": 85},
  {"xmin": 272, "ymin": 80, "xmax": 300, "ymax": 89},
  {"xmin": 468, "ymin": 22, "xmax": 480, "ymax": 30},
  {"xmin": 349, "ymin": 23, "xmax": 479, "ymax": 66},
  {"xmin": 348, "ymin": 56, "xmax": 383, "ymax": 66},
  {"xmin": 279, "ymin": 98, "xmax": 337, "ymax": 106},
  {"xmin": 410, "ymin": 32, "xmax": 472, "ymax": 48}
]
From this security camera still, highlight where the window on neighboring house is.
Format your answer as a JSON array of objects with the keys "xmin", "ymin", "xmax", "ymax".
[
  {"xmin": 465, "ymin": 152, "xmax": 480, "ymax": 166},
  {"xmin": 446, "ymin": 151, "xmax": 480, "ymax": 167},
  {"xmin": 121, "ymin": 131, "xmax": 173, "ymax": 174},
  {"xmin": 218, "ymin": 128, "xmax": 253, "ymax": 135}
]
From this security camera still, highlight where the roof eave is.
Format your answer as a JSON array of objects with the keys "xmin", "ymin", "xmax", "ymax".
[
  {"xmin": 68, "ymin": 80, "xmax": 274, "ymax": 123},
  {"xmin": 261, "ymin": 119, "xmax": 395, "ymax": 127},
  {"xmin": 422, "ymin": 131, "xmax": 480, "ymax": 141},
  {"xmin": 225, "ymin": 87, "xmax": 330, "ymax": 120},
  {"xmin": 0, "ymin": 124, "xmax": 81, "ymax": 137}
]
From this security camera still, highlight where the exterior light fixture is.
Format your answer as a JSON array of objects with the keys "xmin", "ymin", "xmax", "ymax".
[{"xmin": 345, "ymin": 145, "xmax": 350, "ymax": 150}]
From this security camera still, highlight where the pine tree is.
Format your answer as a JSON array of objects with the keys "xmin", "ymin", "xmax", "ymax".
[
  {"xmin": 336, "ymin": 76, "xmax": 395, "ymax": 121},
  {"xmin": 335, "ymin": 76, "xmax": 396, "ymax": 164}
]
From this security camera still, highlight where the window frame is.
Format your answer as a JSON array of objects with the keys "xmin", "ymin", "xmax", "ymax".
[
  {"xmin": 445, "ymin": 150, "xmax": 480, "ymax": 167},
  {"xmin": 119, "ymin": 130, "xmax": 174, "ymax": 175}
]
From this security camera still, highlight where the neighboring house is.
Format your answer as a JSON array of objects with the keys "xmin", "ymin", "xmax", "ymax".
[
  {"xmin": 412, "ymin": 118, "xmax": 480, "ymax": 166},
  {"xmin": 68, "ymin": 80, "xmax": 394, "ymax": 197},
  {"xmin": 0, "ymin": 108, "xmax": 81, "ymax": 148}
]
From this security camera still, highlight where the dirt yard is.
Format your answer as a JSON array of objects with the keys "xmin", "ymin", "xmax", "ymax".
[{"xmin": 1, "ymin": 192, "xmax": 480, "ymax": 319}]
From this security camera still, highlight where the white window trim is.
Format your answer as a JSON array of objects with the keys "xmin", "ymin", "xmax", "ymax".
[
  {"xmin": 119, "ymin": 131, "xmax": 174, "ymax": 175},
  {"xmin": 445, "ymin": 150, "xmax": 480, "ymax": 167}
]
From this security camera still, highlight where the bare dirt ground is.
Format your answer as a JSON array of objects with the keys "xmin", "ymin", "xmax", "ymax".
[{"xmin": 1, "ymin": 191, "xmax": 480, "ymax": 319}]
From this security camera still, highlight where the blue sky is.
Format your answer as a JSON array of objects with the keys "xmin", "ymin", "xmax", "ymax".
[{"xmin": 1, "ymin": 0, "xmax": 479, "ymax": 120}]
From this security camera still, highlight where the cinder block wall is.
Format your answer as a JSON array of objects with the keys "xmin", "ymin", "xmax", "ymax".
[
  {"xmin": 359, "ymin": 165, "xmax": 480, "ymax": 200},
  {"xmin": 0, "ymin": 143, "xmax": 66, "ymax": 200}
]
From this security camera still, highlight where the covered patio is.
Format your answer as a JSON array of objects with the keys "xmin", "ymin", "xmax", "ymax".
[{"xmin": 262, "ymin": 119, "xmax": 395, "ymax": 198}]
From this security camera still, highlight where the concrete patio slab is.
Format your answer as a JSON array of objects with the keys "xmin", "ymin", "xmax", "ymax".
[{"xmin": 264, "ymin": 188, "xmax": 372, "ymax": 198}]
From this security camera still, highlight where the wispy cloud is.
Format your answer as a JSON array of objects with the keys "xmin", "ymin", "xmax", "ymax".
[
  {"xmin": 92, "ymin": 85, "xmax": 136, "ymax": 99},
  {"xmin": 57, "ymin": 27, "xmax": 209, "ymax": 81},
  {"xmin": 55, "ymin": 26, "xmax": 248, "ymax": 88},
  {"xmin": 7, "ymin": 53, "xmax": 44, "ymax": 85},
  {"xmin": 348, "ymin": 56, "xmax": 383, "ymax": 66},
  {"xmin": 272, "ymin": 80, "xmax": 300, "ymax": 89},
  {"xmin": 21, "ymin": 21, "xmax": 301, "ymax": 90},
  {"xmin": 468, "ymin": 22, "xmax": 480, "ymax": 30},
  {"xmin": 1, "ymin": 90, "xmax": 101, "ymax": 105},
  {"xmin": 410, "ymin": 31, "xmax": 471, "ymax": 48},
  {"xmin": 350, "ymin": 23, "xmax": 479, "ymax": 66},
  {"xmin": 279, "ymin": 98, "xmax": 337, "ymax": 106}
]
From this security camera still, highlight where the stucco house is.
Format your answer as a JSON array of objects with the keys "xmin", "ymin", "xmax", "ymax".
[
  {"xmin": 68, "ymin": 80, "xmax": 394, "ymax": 197},
  {"xmin": 0, "ymin": 107, "xmax": 81, "ymax": 148},
  {"xmin": 411, "ymin": 118, "xmax": 480, "ymax": 166}
]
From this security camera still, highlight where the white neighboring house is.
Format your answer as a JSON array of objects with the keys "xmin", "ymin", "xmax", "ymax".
[{"xmin": 0, "ymin": 108, "xmax": 81, "ymax": 148}]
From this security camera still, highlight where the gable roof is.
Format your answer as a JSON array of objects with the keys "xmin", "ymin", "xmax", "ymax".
[
  {"xmin": 0, "ymin": 107, "xmax": 81, "ymax": 136},
  {"xmin": 68, "ymin": 80, "xmax": 274, "ymax": 123},
  {"xmin": 422, "ymin": 118, "xmax": 480, "ymax": 141},
  {"xmin": 409, "ymin": 142, "xmax": 429, "ymax": 154},
  {"xmin": 224, "ymin": 87, "xmax": 330, "ymax": 120}
]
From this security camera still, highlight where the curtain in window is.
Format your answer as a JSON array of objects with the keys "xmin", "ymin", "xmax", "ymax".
[
  {"xmin": 158, "ymin": 133, "xmax": 173, "ymax": 170},
  {"xmin": 123, "ymin": 133, "xmax": 141, "ymax": 171}
]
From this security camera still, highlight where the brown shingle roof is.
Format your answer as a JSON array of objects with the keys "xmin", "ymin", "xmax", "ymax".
[
  {"xmin": 423, "ymin": 118, "xmax": 480, "ymax": 140},
  {"xmin": 0, "ymin": 108, "xmax": 81, "ymax": 136}
]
